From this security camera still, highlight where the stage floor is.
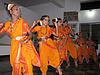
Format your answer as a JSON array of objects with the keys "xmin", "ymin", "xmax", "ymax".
[{"xmin": 0, "ymin": 56, "xmax": 100, "ymax": 75}]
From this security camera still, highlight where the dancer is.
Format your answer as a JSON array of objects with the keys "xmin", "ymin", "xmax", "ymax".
[
  {"xmin": 31, "ymin": 15, "xmax": 62, "ymax": 75},
  {"xmin": 76, "ymin": 32, "xmax": 89, "ymax": 64},
  {"xmin": 86, "ymin": 38, "xmax": 97, "ymax": 63},
  {"xmin": 62, "ymin": 20, "xmax": 78, "ymax": 68},
  {"xmin": 52, "ymin": 18, "xmax": 67, "ymax": 63},
  {"xmin": 0, "ymin": 3, "xmax": 40, "ymax": 75}
]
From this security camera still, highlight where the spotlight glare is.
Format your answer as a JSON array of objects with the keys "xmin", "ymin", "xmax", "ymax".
[{"xmin": 86, "ymin": 10, "xmax": 95, "ymax": 18}]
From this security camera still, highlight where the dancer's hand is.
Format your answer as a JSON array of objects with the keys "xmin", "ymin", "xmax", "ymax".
[
  {"xmin": 0, "ymin": 22, "xmax": 4, "ymax": 29},
  {"xmin": 32, "ymin": 21, "xmax": 36, "ymax": 27},
  {"xmin": 54, "ymin": 22, "xmax": 57, "ymax": 27},
  {"xmin": 30, "ymin": 21, "xmax": 37, "ymax": 31}
]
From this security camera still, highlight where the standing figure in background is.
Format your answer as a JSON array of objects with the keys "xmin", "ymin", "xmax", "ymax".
[
  {"xmin": 31, "ymin": 15, "xmax": 62, "ymax": 75},
  {"xmin": 0, "ymin": 3, "xmax": 40, "ymax": 75}
]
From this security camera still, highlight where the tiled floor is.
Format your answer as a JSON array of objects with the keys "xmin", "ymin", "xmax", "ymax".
[{"xmin": 0, "ymin": 56, "xmax": 100, "ymax": 75}]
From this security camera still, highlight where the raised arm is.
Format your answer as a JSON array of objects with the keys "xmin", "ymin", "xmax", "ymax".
[{"xmin": 0, "ymin": 22, "xmax": 5, "ymax": 33}]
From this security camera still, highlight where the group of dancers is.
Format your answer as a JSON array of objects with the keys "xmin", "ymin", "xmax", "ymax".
[{"xmin": 0, "ymin": 3, "xmax": 97, "ymax": 75}]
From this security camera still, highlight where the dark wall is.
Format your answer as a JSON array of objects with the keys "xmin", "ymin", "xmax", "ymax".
[{"xmin": 81, "ymin": 1, "xmax": 100, "ymax": 10}]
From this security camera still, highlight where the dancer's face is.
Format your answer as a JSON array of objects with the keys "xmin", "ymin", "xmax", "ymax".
[
  {"xmin": 42, "ymin": 17, "xmax": 50, "ymax": 26},
  {"xmin": 10, "ymin": 5, "xmax": 21, "ymax": 18},
  {"xmin": 58, "ymin": 20, "xmax": 62, "ymax": 26}
]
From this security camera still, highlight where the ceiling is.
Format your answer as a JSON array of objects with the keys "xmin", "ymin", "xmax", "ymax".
[
  {"xmin": 1, "ymin": 0, "xmax": 100, "ymax": 7},
  {"xmin": 13, "ymin": 0, "xmax": 100, "ymax": 7},
  {"xmin": 13, "ymin": 0, "xmax": 50, "ymax": 7}
]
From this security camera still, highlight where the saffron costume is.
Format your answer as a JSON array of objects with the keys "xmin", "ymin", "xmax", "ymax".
[
  {"xmin": 63, "ymin": 25, "xmax": 78, "ymax": 63},
  {"xmin": 0, "ymin": 18, "xmax": 40, "ymax": 75},
  {"xmin": 86, "ymin": 39, "xmax": 97, "ymax": 62},
  {"xmin": 32, "ymin": 25, "xmax": 60, "ymax": 74},
  {"xmin": 76, "ymin": 33, "xmax": 88, "ymax": 64}
]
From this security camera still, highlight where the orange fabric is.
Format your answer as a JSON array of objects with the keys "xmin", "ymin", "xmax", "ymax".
[
  {"xmin": 86, "ymin": 39, "xmax": 97, "ymax": 62},
  {"xmin": 32, "ymin": 25, "xmax": 60, "ymax": 74},
  {"xmin": 1, "ymin": 18, "xmax": 40, "ymax": 75},
  {"xmin": 54, "ymin": 25, "xmax": 77, "ymax": 63},
  {"xmin": 32, "ymin": 25, "xmax": 52, "ymax": 39},
  {"xmin": 52, "ymin": 26, "xmax": 68, "ymax": 62},
  {"xmin": 66, "ymin": 36, "xmax": 77, "ymax": 59},
  {"xmin": 58, "ymin": 26, "xmax": 63, "ymax": 38},
  {"xmin": 62, "ymin": 25, "xmax": 77, "ymax": 60},
  {"xmin": 57, "ymin": 37, "xmax": 68, "ymax": 61},
  {"xmin": 76, "ymin": 37, "xmax": 89, "ymax": 64},
  {"xmin": 55, "ymin": 26, "xmax": 65, "ymax": 59},
  {"xmin": 63, "ymin": 25, "xmax": 71, "ymax": 35}
]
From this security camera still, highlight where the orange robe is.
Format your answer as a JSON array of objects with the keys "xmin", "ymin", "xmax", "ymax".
[
  {"xmin": 56, "ymin": 26, "xmax": 67, "ymax": 61},
  {"xmin": 76, "ymin": 37, "xmax": 88, "ymax": 64},
  {"xmin": 62, "ymin": 25, "xmax": 77, "ymax": 61},
  {"xmin": 32, "ymin": 25, "xmax": 60, "ymax": 74},
  {"xmin": 0, "ymin": 18, "xmax": 40, "ymax": 75},
  {"xmin": 86, "ymin": 39, "xmax": 97, "ymax": 62}
]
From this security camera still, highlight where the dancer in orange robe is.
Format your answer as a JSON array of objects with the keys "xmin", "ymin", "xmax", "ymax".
[
  {"xmin": 63, "ymin": 21, "xmax": 78, "ymax": 67},
  {"xmin": 31, "ymin": 15, "xmax": 62, "ymax": 75},
  {"xmin": 86, "ymin": 38, "xmax": 97, "ymax": 62},
  {"xmin": 76, "ymin": 32, "xmax": 89, "ymax": 64},
  {"xmin": 52, "ymin": 18, "xmax": 65, "ymax": 62},
  {"xmin": 0, "ymin": 3, "xmax": 40, "ymax": 75}
]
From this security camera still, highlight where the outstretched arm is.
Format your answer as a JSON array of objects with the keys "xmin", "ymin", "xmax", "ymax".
[
  {"xmin": 53, "ymin": 22, "xmax": 58, "ymax": 36},
  {"xmin": 30, "ymin": 21, "xmax": 37, "ymax": 31},
  {"xmin": 0, "ymin": 22, "xmax": 5, "ymax": 33}
]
